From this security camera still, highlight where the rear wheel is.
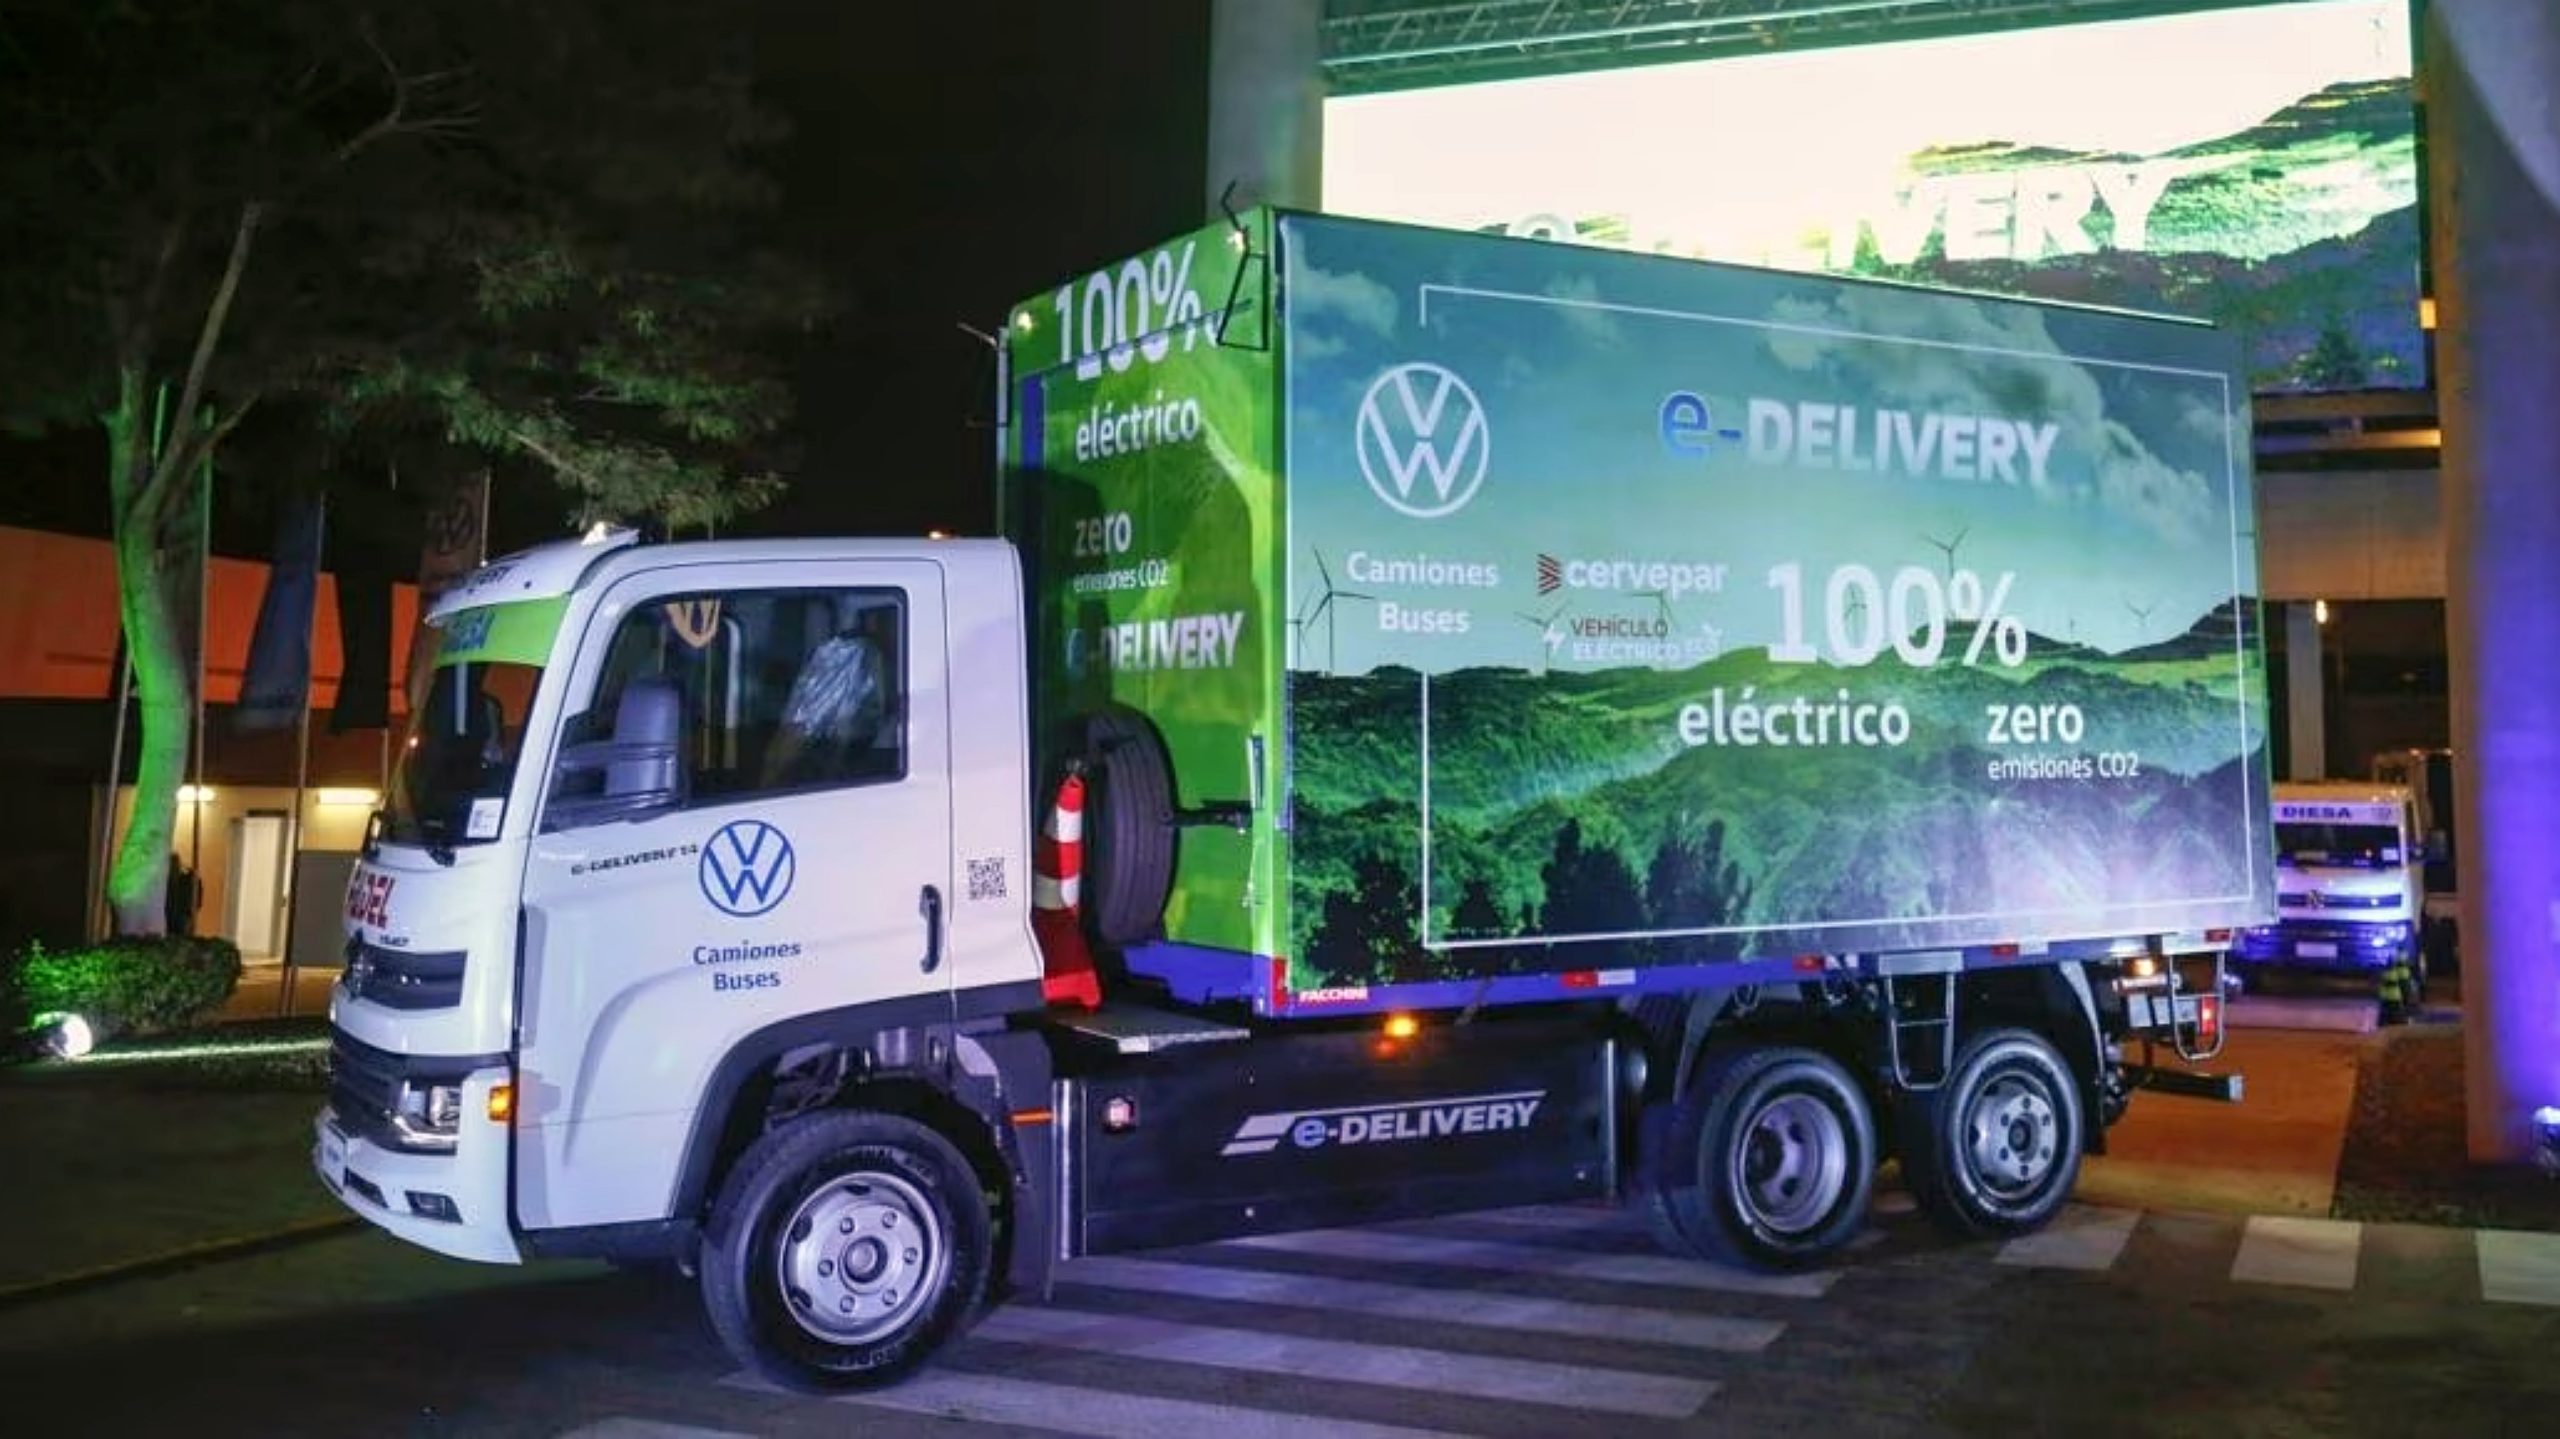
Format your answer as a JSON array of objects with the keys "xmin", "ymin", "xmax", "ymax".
[
  {"xmin": 699, "ymin": 1112, "xmax": 991, "ymax": 1392},
  {"xmin": 1898, "ymin": 1028, "xmax": 2082, "ymax": 1240},
  {"xmin": 1652, "ymin": 1043, "xmax": 1875, "ymax": 1270}
]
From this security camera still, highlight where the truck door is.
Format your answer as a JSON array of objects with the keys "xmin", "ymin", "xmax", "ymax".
[{"xmin": 511, "ymin": 560, "xmax": 953, "ymax": 1233}]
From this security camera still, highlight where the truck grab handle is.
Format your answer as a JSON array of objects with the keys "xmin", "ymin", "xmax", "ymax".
[{"xmin": 920, "ymin": 884, "xmax": 944, "ymax": 974}]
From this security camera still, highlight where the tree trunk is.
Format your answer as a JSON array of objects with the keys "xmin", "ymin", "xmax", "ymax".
[{"xmin": 100, "ymin": 379, "xmax": 202, "ymax": 937}]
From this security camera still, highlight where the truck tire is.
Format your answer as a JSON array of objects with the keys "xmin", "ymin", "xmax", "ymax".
[
  {"xmin": 1079, "ymin": 706, "xmax": 1175, "ymax": 947},
  {"xmin": 1655, "ymin": 1043, "xmax": 1875, "ymax": 1271},
  {"xmin": 698, "ymin": 1111, "xmax": 991, "ymax": 1392},
  {"xmin": 1897, "ymin": 1028, "xmax": 2082, "ymax": 1241},
  {"xmin": 1634, "ymin": 1101, "xmax": 1707, "ymax": 1258}
]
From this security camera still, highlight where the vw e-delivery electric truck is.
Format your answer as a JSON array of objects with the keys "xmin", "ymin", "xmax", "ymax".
[{"xmin": 316, "ymin": 210, "xmax": 2274, "ymax": 1390}]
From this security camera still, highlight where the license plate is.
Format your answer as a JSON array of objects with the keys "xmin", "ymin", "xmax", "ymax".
[
  {"xmin": 2297, "ymin": 941, "xmax": 2338, "ymax": 959},
  {"xmin": 2132, "ymin": 994, "xmax": 2200, "ymax": 1030}
]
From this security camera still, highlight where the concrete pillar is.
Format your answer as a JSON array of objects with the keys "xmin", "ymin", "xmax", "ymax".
[
  {"xmin": 1205, "ymin": 0, "xmax": 1324, "ymax": 218},
  {"xmin": 2425, "ymin": 0, "xmax": 2560, "ymax": 1165},
  {"xmin": 2286, "ymin": 602, "xmax": 2328, "ymax": 780}
]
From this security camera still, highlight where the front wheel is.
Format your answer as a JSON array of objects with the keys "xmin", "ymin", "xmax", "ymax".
[
  {"xmin": 1654, "ymin": 1043, "xmax": 1876, "ymax": 1270},
  {"xmin": 699, "ymin": 1111, "xmax": 991, "ymax": 1392},
  {"xmin": 1898, "ymin": 1028, "xmax": 2083, "ymax": 1241}
]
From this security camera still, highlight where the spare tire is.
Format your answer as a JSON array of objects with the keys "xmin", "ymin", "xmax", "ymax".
[{"xmin": 1077, "ymin": 706, "xmax": 1175, "ymax": 947}]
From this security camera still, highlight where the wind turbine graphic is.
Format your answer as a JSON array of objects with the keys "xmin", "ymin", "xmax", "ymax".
[
  {"xmin": 1633, "ymin": 587, "xmax": 1676, "ymax": 634},
  {"xmin": 2124, "ymin": 596, "xmax": 2159, "ymax": 641},
  {"xmin": 1922, "ymin": 525, "xmax": 1969, "ymax": 581},
  {"xmin": 1515, "ymin": 602, "xmax": 1569, "ymax": 674},
  {"xmin": 1298, "ymin": 550, "xmax": 1375, "ymax": 673}
]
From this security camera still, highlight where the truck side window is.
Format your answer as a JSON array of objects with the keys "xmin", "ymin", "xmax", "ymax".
[{"xmin": 558, "ymin": 587, "xmax": 907, "ymax": 814}]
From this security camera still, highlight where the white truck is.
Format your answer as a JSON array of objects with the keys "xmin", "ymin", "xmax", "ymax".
[
  {"xmin": 316, "ymin": 210, "xmax": 2272, "ymax": 1391},
  {"xmin": 2370, "ymin": 746, "xmax": 2460, "ymax": 973},
  {"xmin": 2233, "ymin": 781, "xmax": 2429, "ymax": 1007}
]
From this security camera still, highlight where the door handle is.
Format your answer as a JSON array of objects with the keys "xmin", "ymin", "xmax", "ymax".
[{"xmin": 919, "ymin": 884, "xmax": 944, "ymax": 974}]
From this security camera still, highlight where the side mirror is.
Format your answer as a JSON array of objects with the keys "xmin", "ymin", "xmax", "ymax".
[{"xmin": 545, "ymin": 678, "xmax": 686, "ymax": 829}]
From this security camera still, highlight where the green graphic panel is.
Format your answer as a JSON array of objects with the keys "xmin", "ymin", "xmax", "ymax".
[
  {"xmin": 434, "ymin": 596, "xmax": 568, "ymax": 669},
  {"xmin": 1006, "ymin": 213, "xmax": 1283, "ymax": 958},
  {"xmin": 1279, "ymin": 214, "xmax": 2274, "ymax": 992}
]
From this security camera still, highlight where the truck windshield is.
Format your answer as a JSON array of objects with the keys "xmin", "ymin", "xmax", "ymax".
[
  {"xmin": 2275, "ymin": 823, "xmax": 2403, "ymax": 868},
  {"xmin": 382, "ymin": 597, "xmax": 564, "ymax": 849},
  {"xmin": 385, "ymin": 660, "xmax": 543, "ymax": 847}
]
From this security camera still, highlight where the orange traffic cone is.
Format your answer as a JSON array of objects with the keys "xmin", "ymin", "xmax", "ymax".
[{"xmin": 1032, "ymin": 770, "xmax": 1102, "ymax": 1009}]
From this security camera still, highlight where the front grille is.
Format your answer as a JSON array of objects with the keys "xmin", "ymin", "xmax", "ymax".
[
  {"xmin": 2280, "ymin": 892, "xmax": 2396, "ymax": 910},
  {"xmin": 344, "ymin": 941, "xmax": 467, "ymax": 1010},
  {"xmin": 328, "ymin": 1030, "xmax": 405, "ymax": 1148}
]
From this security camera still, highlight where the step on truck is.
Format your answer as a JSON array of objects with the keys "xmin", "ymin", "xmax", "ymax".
[{"xmin": 315, "ymin": 209, "xmax": 2275, "ymax": 1390}]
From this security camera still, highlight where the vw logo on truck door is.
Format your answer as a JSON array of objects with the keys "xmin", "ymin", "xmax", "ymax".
[
  {"xmin": 1355, "ymin": 363, "xmax": 1490, "ymax": 519},
  {"xmin": 700, "ymin": 819, "xmax": 796, "ymax": 918}
]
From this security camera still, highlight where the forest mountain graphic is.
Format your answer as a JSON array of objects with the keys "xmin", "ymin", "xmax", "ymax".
[
  {"xmin": 1545, "ymin": 79, "xmax": 2420, "ymax": 392},
  {"xmin": 1286, "ymin": 599, "xmax": 2271, "ymax": 986},
  {"xmin": 1882, "ymin": 79, "xmax": 2420, "ymax": 391}
]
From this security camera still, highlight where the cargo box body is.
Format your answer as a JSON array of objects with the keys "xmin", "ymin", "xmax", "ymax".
[{"xmin": 1003, "ymin": 210, "xmax": 2276, "ymax": 1020}]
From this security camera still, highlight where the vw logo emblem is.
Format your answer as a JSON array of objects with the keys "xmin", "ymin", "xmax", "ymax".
[
  {"xmin": 1355, "ymin": 362, "xmax": 1490, "ymax": 519},
  {"xmin": 700, "ymin": 819, "xmax": 796, "ymax": 918}
]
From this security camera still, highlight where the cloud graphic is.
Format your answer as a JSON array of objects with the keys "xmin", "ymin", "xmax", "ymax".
[
  {"xmin": 1539, "ymin": 273, "xmax": 1627, "ymax": 347},
  {"xmin": 1291, "ymin": 263, "xmax": 1399, "ymax": 335},
  {"xmin": 1760, "ymin": 288, "xmax": 2222, "ymax": 543},
  {"xmin": 1293, "ymin": 330, "xmax": 1350, "ymax": 362}
]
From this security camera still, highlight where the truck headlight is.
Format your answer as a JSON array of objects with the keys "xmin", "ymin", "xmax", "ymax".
[{"xmin": 393, "ymin": 1081, "xmax": 465, "ymax": 1150}]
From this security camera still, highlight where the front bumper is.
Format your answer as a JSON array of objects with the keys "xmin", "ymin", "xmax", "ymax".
[
  {"xmin": 313, "ymin": 1064, "xmax": 521, "ymax": 1265},
  {"xmin": 2232, "ymin": 920, "xmax": 2411, "ymax": 975}
]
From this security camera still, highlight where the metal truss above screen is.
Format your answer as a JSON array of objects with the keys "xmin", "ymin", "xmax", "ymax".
[{"xmin": 1321, "ymin": 0, "xmax": 2253, "ymax": 93}]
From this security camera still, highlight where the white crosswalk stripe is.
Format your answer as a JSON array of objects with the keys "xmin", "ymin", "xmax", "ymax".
[
  {"xmin": 1226, "ymin": 1225, "xmax": 1838, "ymax": 1297},
  {"xmin": 1065, "ymin": 1253, "xmax": 1784, "ymax": 1352},
  {"xmin": 973, "ymin": 1305, "xmax": 1717, "ymax": 1418},
  {"xmin": 2230, "ymin": 1215, "xmax": 2362, "ymax": 1291},
  {"xmin": 2476, "ymin": 1229, "xmax": 2560, "ymax": 1306},
  {"xmin": 836, "ymin": 1371, "xmax": 1473, "ymax": 1439},
  {"xmin": 1994, "ymin": 1205, "xmax": 2141, "ymax": 1271},
  {"xmin": 560, "ymin": 1413, "xmax": 757, "ymax": 1423}
]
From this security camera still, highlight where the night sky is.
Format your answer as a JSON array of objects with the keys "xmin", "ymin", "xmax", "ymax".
[
  {"xmin": 0, "ymin": 0, "xmax": 1211, "ymax": 561},
  {"xmin": 742, "ymin": 0, "xmax": 1210, "ymax": 546}
]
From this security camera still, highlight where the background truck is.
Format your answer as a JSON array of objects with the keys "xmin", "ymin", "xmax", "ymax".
[
  {"xmin": 2370, "ymin": 746, "xmax": 2460, "ymax": 973},
  {"xmin": 315, "ymin": 209, "xmax": 2274, "ymax": 1392},
  {"xmin": 2234, "ymin": 780, "xmax": 2429, "ymax": 1010}
]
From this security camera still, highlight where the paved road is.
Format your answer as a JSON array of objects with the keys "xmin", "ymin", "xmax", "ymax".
[{"xmin": 4, "ymin": 1194, "xmax": 2557, "ymax": 1438}]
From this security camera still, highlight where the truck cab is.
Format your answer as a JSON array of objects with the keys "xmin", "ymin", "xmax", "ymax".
[
  {"xmin": 2234, "ymin": 781, "xmax": 2426, "ymax": 1006},
  {"xmin": 318, "ymin": 528, "xmax": 1046, "ymax": 1269}
]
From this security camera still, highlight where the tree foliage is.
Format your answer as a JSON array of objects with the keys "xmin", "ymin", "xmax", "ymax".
[{"xmin": 0, "ymin": 0, "xmax": 830, "ymax": 930}]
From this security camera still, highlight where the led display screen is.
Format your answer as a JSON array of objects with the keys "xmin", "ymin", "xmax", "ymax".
[{"xmin": 1323, "ymin": 0, "xmax": 2420, "ymax": 393}]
